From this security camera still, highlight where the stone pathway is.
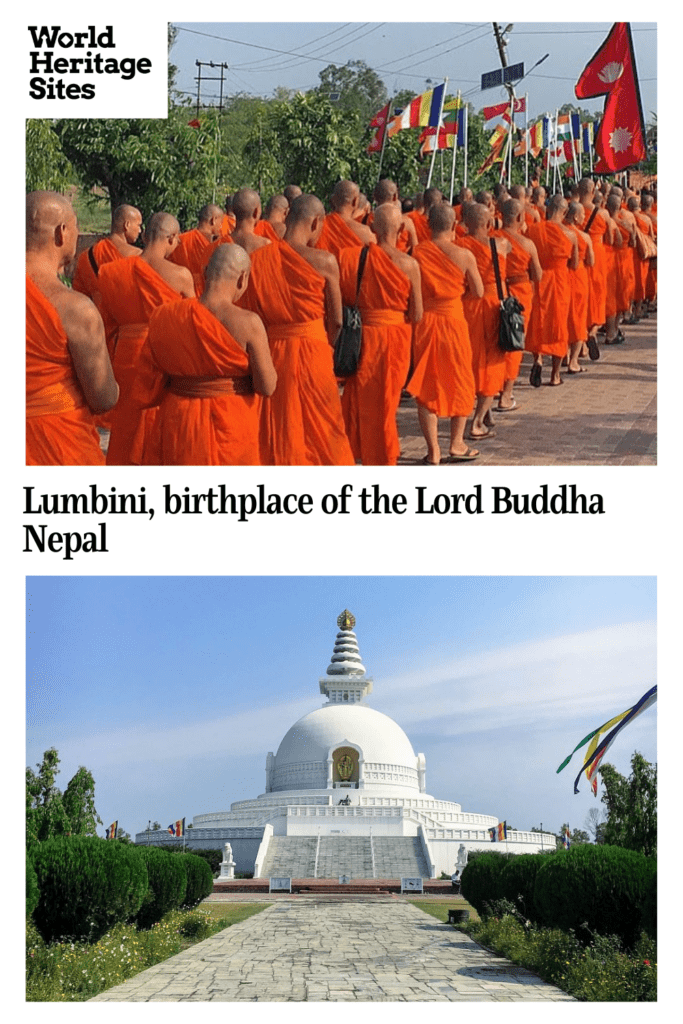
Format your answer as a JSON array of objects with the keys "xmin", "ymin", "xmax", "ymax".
[{"xmin": 90, "ymin": 899, "xmax": 574, "ymax": 1002}]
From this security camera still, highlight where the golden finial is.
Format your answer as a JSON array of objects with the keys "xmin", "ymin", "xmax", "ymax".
[{"xmin": 337, "ymin": 609, "xmax": 356, "ymax": 630}]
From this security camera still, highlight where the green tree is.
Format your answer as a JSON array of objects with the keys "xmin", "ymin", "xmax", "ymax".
[
  {"xmin": 599, "ymin": 752, "xmax": 657, "ymax": 856},
  {"xmin": 26, "ymin": 748, "xmax": 71, "ymax": 845},
  {"xmin": 584, "ymin": 806, "xmax": 607, "ymax": 844},
  {"xmin": 26, "ymin": 120, "xmax": 73, "ymax": 193},
  {"xmin": 62, "ymin": 766, "xmax": 103, "ymax": 837},
  {"xmin": 168, "ymin": 24, "xmax": 179, "ymax": 96},
  {"xmin": 56, "ymin": 111, "xmax": 224, "ymax": 225},
  {"xmin": 313, "ymin": 60, "xmax": 388, "ymax": 126}
]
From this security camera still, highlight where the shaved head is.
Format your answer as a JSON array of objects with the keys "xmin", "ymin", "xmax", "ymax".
[
  {"xmin": 232, "ymin": 188, "xmax": 261, "ymax": 222},
  {"xmin": 287, "ymin": 193, "xmax": 325, "ymax": 226},
  {"xmin": 578, "ymin": 177, "xmax": 595, "ymax": 198},
  {"xmin": 423, "ymin": 187, "xmax": 443, "ymax": 210},
  {"xmin": 627, "ymin": 196, "xmax": 640, "ymax": 213},
  {"xmin": 457, "ymin": 187, "xmax": 472, "ymax": 204},
  {"xmin": 428, "ymin": 202, "xmax": 455, "ymax": 235},
  {"xmin": 532, "ymin": 186, "xmax": 546, "ymax": 203},
  {"xmin": 283, "ymin": 184, "xmax": 302, "ymax": 204},
  {"xmin": 198, "ymin": 203, "xmax": 223, "ymax": 225},
  {"xmin": 373, "ymin": 178, "xmax": 398, "ymax": 205},
  {"xmin": 509, "ymin": 185, "xmax": 526, "ymax": 202},
  {"xmin": 501, "ymin": 198, "xmax": 523, "ymax": 227},
  {"xmin": 112, "ymin": 204, "xmax": 141, "ymax": 230},
  {"xmin": 641, "ymin": 194, "xmax": 654, "ymax": 212},
  {"xmin": 547, "ymin": 194, "xmax": 568, "ymax": 218},
  {"xmin": 145, "ymin": 212, "xmax": 179, "ymax": 243},
  {"xmin": 606, "ymin": 194, "xmax": 622, "ymax": 215},
  {"xmin": 566, "ymin": 201, "xmax": 584, "ymax": 224},
  {"xmin": 26, "ymin": 191, "xmax": 75, "ymax": 252},
  {"xmin": 264, "ymin": 194, "xmax": 289, "ymax": 217},
  {"xmin": 331, "ymin": 180, "xmax": 359, "ymax": 210},
  {"xmin": 372, "ymin": 202, "xmax": 401, "ymax": 240},
  {"xmin": 463, "ymin": 202, "xmax": 490, "ymax": 233},
  {"xmin": 204, "ymin": 242, "xmax": 250, "ymax": 285}
]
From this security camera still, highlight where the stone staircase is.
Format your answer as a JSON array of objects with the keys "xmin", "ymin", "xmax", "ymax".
[{"xmin": 259, "ymin": 835, "xmax": 430, "ymax": 880}]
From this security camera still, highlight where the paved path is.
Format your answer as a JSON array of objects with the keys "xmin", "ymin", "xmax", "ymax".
[
  {"xmin": 90, "ymin": 899, "xmax": 574, "ymax": 1002},
  {"xmin": 397, "ymin": 314, "xmax": 656, "ymax": 466}
]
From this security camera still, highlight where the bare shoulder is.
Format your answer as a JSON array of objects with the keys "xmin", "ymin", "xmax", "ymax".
[
  {"xmin": 391, "ymin": 248, "xmax": 419, "ymax": 276},
  {"xmin": 48, "ymin": 281, "xmax": 102, "ymax": 333},
  {"xmin": 162, "ymin": 261, "xmax": 194, "ymax": 294},
  {"xmin": 493, "ymin": 234, "xmax": 512, "ymax": 255},
  {"xmin": 297, "ymin": 245, "xmax": 339, "ymax": 278}
]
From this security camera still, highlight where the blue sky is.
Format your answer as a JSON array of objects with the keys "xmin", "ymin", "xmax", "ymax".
[
  {"xmin": 26, "ymin": 577, "xmax": 656, "ymax": 840},
  {"xmin": 172, "ymin": 22, "xmax": 657, "ymax": 124}
]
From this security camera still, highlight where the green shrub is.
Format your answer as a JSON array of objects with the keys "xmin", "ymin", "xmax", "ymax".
[
  {"xmin": 134, "ymin": 847, "xmax": 188, "ymax": 930},
  {"xmin": 533, "ymin": 844, "xmax": 656, "ymax": 948},
  {"xmin": 639, "ymin": 866, "xmax": 657, "ymax": 940},
  {"xmin": 178, "ymin": 909, "xmax": 214, "ymax": 941},
  {"xmin": 31, "ymin": 836, "xmax": 148, "ymax": 943},
  {"xmin": 499, "ymin": 854, "xmax": 547, "ymax": 922},
  {"xmin": 460, "ymin": 851, "xmax": 510, "ymax": 916},
  {"xmin": 188, "ymin": 848, "xmax": 223, "ymax": 877},
  {"xmin": 26, "ymin": 853, "xmax": 40, "ymax": 919},
  {"xmin": 179, "ymin": 853, "xmax": 214, "ymax": 907}
]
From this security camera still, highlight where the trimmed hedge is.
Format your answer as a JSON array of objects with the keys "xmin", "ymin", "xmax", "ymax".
[
  {"xmin": 26, "ymin": 853, "xmax": 40, "ymax": 918},
  {"xmin": 639, "ymin": 865, "xmax": 657, "ymax": 940},
  {"xmin": 499, "ymin": 854, "xmax": 547, "ymax": 922},
  {"xmin": 31, "ymin": 836, "xmax": 148, "ymax": 943},
  {"xmin": 460, "ymin": 852, "xmax": 510, "ymax": 915},
  {"xmin": 179, "ymin": 853, "xmax": 214, "ymax": 907},
  {"xmin": 533, "ymin": 844, "xmax": 656, "ymax": 948},
  {"xmin": 134, "ymin": 847, "xmax": 188, "ymax": 929}
]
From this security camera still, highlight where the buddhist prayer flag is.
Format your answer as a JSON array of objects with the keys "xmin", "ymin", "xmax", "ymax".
[
  {"xmin": 386, "ymin": 82, "xmax": 446, "ymax": 136},
  {"xmin": 574, "ymin": 22, "xmax": 646, "ymax": 172},
  {"xmin": 563, "ymin": 827, "xmax": 571, "ymax": 850},
  {"xmin": 419, "ymin": 109, "xmax": 462, "ymax": 154},
  {"xmin": 168, "ymin": 817, "xmax": 186, "ymax": 837},
  {"xmin": 105, "ymin": 821, "xmax": 118, "ymax": 839},
  {"xmin": 489, "ymin": 821, "xmax": 508, "ymax": 842},
  {"xmin": 367, "ymin": 100, "xmax": 391, "ymax": 154},
  {"xmin": 483, "ymin": 97, "xmax": 525, "ymax": 121},
  {"xmin": 574, "ymin": 685, "xmax": 657, "ymax": 795}
]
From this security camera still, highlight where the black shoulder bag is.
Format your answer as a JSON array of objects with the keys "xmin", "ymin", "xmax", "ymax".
[
  {"xmin": 334, "ymin": 245, "xmax": 369, "ymax": 378},
  {"xmin": 490, "ymin": 237, "xmax": 525, "ymax": 353}
]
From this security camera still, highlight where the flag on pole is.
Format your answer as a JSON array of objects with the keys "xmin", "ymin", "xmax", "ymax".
[
  {"xmin": 575, "ymin": 685, "xmax": 657, "ymax": 795},
  {"xmin": 419, "ymin": 108, "xmax": 461, "ymax": 154},
  {"xmin": 105, "ymin": 821, "xmax": 118, "ymax": 839},
  {"xmin": 562, "ymin": 827, "xmax": 571, "ymax": 850},
  {"xmin": 168, "ymin": 817, "xmax": 186, "ymax": 837},
  {"xmin": 574, "ymin": 22, "xmax": 647, "ymax": 172},
  {"xmin": 489, "ymin": 821, "xmax": 508, "ymax": 841},
  {"xmin": 367, "ymin": 100, "xmax": 391, "ymax": 154},
  {"xmin": 483, "ymin": 97, "xmax": 526, "ymax": 121},
  {"xmin": 386, "ymin": 82, "xmax": 446, "ymax": 136}
]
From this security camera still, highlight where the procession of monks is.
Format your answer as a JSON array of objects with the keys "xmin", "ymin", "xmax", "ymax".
[{"xmin": 26, "ymin": 174, "xmax": 656, "ymax": 466}]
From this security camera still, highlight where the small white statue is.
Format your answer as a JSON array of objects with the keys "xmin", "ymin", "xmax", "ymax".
[
  {"xmin": 456, "ymin": 844, "xmax": 468, "ymax": 870},
  {"xmin": 219, "ymin": 841, "xmax": 236, "ymax": 880}
]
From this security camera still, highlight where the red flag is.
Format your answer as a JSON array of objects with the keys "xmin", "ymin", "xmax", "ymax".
[
  {"xmin": 483, "ymin": 97, "xmax": 525, "ymax": 121},
  {"xmin": 574, "ymin": 23, "xmax": 646, "ymax": 172},
  {"xmin": 367, "ymin": 101, "xmax": 391, "ymax": 153}
]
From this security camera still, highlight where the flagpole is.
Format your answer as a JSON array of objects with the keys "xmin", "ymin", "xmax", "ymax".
[
  {"xmin": 568, "ymin": 114, "xmax": 580, "ymax": 182},
  {"xmin": 508, "ymin": 95, "xmax": 514, "ymax": 184},
  {"xmin": 426, "ymin": 79, "xmax": 448, "ymax": 189},
  {"xmin": 377, "ymin": 97, "xmax": 391, "ymax": 182},
  {"xmin": 553, "ymin": 108, "xmax": 560, "ymax": 194},
  {"xmin": 545, "ymin": 115, "xmax": 551, "ymax": 189},
  {"xmin": 449, "ymin": 93, "xmax": 460, "ymax": 204},
  {"xmin": 463, "ymin": 104, "xmax": 469, "ymax": 190},
  {"xmin": 525, "ymin": 93, "xmax": 529, "ymax": 186}
]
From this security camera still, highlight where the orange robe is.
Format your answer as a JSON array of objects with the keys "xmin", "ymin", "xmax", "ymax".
[
  {"xmin": 633, "ymin": 213, "xmax": 652, "ymax": 303},
  {"xmin": 221, "ymin": 213, "xmax": 236, "ymax": 236},
  {"xmin": 458, "ymin": 236, "xmax": 506, "ymax": 397},
  {"xmin": 71, "ymin": 237, "xmax": 139, "ymax": 309},
  {"xmin": 615, "ymin": 224, "xmax": 635, "ymax": 313},
  {"xmin": 566, "ymin": 226, "xmax": 590, "ymax": 346},
  {"xmin": 146, "ymin": 298, "xmax": 260, "ymax": 465},
  {"xmin": 338, "ymin": 245, "xmax": 412, "ymax": 465},
  {"xmin": 406, "ymin": 210, "xmax": 430, "ymax": 244},
  {"xmin": 98, "ymin": 259, "xmax": 181, "ymax": 465},
  {"xmin": 525, "ymin": 221, "xmax": 573, "ymax": 357},
  {"xmin": 26, "ymin": 276, "xmax": 104, "ymax": 465},
  {"xmin": 582, "ymin": 206, "xmax": 608, "ymax": 327},
  {"xmin": 604, "ymin": 232, "xmax": 619, "ymax": 320},
  {"xmin": 239, "ymin": 241, "xmax": 354, "ymax": 466},
  {"xmin": 501, "ymin": 231, "xmax": 535, "ymax": 380},
  {"xmin": 407, "ymin": 242, "xmax": 475, "ymax": 418},
  {"xmin": 316, "ymin": 212, "xmax": 365, "ymax": 257},
  {"xmin": 254, "ymin": 220, "xmax": 281, "ymax": 242},
  {"xmin": 169, "ymin": 228, "xmax": 217, "ymax": 295}
]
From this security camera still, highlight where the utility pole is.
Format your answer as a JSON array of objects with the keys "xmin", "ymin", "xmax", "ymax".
[
  {"xmin": 492, "ymin": 23, "xmax": 517, "ymax": 184},
  {"xmin": 195, "ymin": 60, "xmax": 230, "ymax": 117}
]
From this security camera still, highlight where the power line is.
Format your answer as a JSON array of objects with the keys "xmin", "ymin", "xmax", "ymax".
[
  {"xmin": 234, "ymin": 22, "xmax": 354, "ymax": 68},
  {"xmin": 238, "ymin": 23, "xmax": 386, "ymax": 74}
]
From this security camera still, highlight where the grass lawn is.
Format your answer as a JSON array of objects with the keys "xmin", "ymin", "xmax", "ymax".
[
  {"xmin": 410, "ymin": 900, "xmax": 479, "ymax": 923},
  {"xmin": 196, "ymin": 902, "xmax": 271, "ymax": 926},
  {"xmin": 70, "ymin": 187, "xmax": 111, "ymax": 234}
]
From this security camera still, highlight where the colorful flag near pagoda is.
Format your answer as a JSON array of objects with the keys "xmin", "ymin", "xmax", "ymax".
[
  {"xmin": 483, "ymin": 97, "xmax": 525, "ymax": 121},
  {"xmin": 419, "ymin": 108, "xmax": 463, "ymax": 154},
  {"xmin": 476, "ymin": 133, "xmax": 506, "ymax": 176},
  {"xmin": 574, "ymin": 22, "xmax": 646, "ymax": 172},
  {"xmin": 168, "ymin": 817, "xmax": 186, "ymax": 837},
  {"xmin": 367, "ymin": 100, "xmax": 391, "ymax": 153},
  {"xmin": 562, "ymin": 827, "xmax": 571, "ymax": 850},
  {"xmin": 574, "ymin": 685, "xmax": 657, "ymax": 795},
  {"xmin": 489, "ymin": 821, "xmax": 508, "ymax": 841},
  {"xmin": 386, "ymin": 82, "xmax": 445, "ymax": 136},
  {"xmin": 105, "ymin": 820, "xmax": 118, "ymax": 839}
]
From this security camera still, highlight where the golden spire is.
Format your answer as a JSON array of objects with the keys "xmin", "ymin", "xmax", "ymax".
[{"xmin": 337, "ymin": 609, "xmax": 356, "ymax": 630}]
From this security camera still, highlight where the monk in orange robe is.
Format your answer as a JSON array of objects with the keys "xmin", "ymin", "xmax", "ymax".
[
  {"xmin": 170, "ymin": 203, "xmax": 225, "ymax": 295},
  {"xmin": 147, "ymin": 244, "xmax": 277, "ymax": 465},
  {"xmin": 457, "ymin": 203, "xmax": 510, "ymax": 439},
  {"xmin": 316, "ymin": 180, "xmax": 375, "ymax": 257},
  {"xmin": 564, "ymin": 202, "xmax": 594, "ymax": 373},
  {"xmin": 454, "ymin": 187, "xmax": 472, "ymax": 225},
  {"xmin": 239, "ymin": 194, "xmax": 354, "ymax": 465},
  {"xmin": 628, "ymin": 196, "xmax": 655, "ymax": 318},
  {"xmin": 220, "ymin": 194, "xmax": 237, "ymax": 238},
  {"xmin": 526, "ymin": 195, "xmax": 579, "ymax": 386},
  {"xmin": 578, "ymin": 178, "xmax": 613, "ymax": 358},
  {"xmin": 641, "ymin": 194, "xmax": 657, "ymax": 308},
  {"xmin": 26, "ymin": 192, "xmax": 118, "ymax": 464},
  {"xmin": 405, "ymin": 186, "xmax": 443, "ymax": 244},
  {"xmin": 531, "ymin": 185, "xmax": 547, "ymax": 221},
  {"xmin": 407, "ymin": 203, "xmax": 482, "ymax": 463},
  {"xmin": 497, "ymin": 198, "xmax": 542, "ymax": 409},
  {"xmin": 339, "ymin": 204, "xmax": 422, "ymax": 465},
  {"xmin": 254, "ymin": 194, "xmax": 289, "ymax": 241},
  {"xmin": 98, "ymin": 213, "xmax": 194, "ymax": 464},
  {"xmin": 230, "ymin": 188, "xmax": 272, "ymax": 256},
  {"xmin": 71, "ymin": 204, "xmax": 142, "ymax": 308},
  {"xmin": 371, "ymin": 179, "xmax": 417, "ymax": 253}
]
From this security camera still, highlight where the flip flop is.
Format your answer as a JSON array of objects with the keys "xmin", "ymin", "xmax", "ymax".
[
  {"xmin": 548, "ymin": 378, "xmax": 564, "ymax": 386},
  {"xmin": 530, "ymin": 364, "xmax": 542, "ymax": 388},
  {"xmin": 468, "ymin": 428, "xmax": 496, "ymax": 440},
  {"xmin": 567, "ymin": 367, "xmax": 587, "ymax": 374},
  {"xmin": 420, "ymin": 454, "xmax": 441, "ymax": 465},
  {"xmin": 496, "ymin": 400, "xmax": 519, "ymax": 411},
  {"xmin": 448, "ymin": 447, "xmax": 479, "ymax": 462},
  {"xmin": 587, "ymin": 337, "xmax": 600, "ymax": 361}
]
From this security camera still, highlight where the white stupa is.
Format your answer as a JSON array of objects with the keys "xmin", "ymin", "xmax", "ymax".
[{"xmin": 139, "ymin": 612, "xmax": 555, "ymax": 875}]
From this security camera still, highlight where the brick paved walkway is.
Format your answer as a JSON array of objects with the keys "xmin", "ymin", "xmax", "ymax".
[
  {"xmin": 397, "ymin": 314, "xmax": 656, "ymax": 466},
  {"xmin": 90, "ymin": 899, "xmax": 574, "ymax": 1002}
]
